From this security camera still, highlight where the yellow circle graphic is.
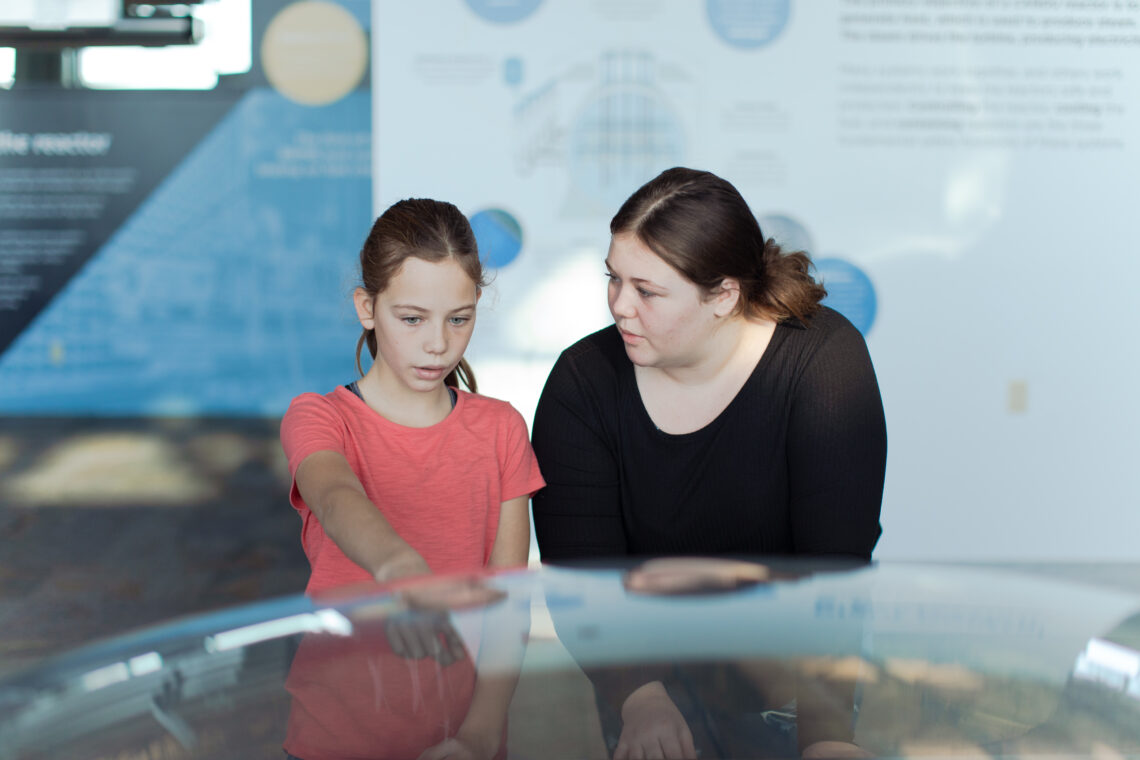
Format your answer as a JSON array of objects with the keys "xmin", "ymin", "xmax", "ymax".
[{"xmin": 260, "ymin": 1, "xmax": 368, "ymax": 106}]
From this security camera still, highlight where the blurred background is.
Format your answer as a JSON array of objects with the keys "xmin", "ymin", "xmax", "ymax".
[{"xmin": 2, "ymin": 0, "xmax": 1139, "ymax": 672}]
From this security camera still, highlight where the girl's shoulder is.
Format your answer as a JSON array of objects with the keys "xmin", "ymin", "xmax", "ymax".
[
  {"xmin": 454, "ymin": 388, "xmax": 521, "ymax": 418},
  {"xmin": 284, "ymin": 386, "xmax": 355, "ymax": 415},
  {"xmin": 454, "ymin": 389, "xmax": 533, "ymax": 435},
  {"xmin": 280, "ymin": 388, "xmax": 360, "ymax": 462},
  {"xmin": 281, "ymin": 387, "xmax": 362, "ymax": 432}
]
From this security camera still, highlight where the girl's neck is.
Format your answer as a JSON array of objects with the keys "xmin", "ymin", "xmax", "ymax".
[{"xmin": 356, "ymin": 367, "xmax": 453, "ymax": 427}]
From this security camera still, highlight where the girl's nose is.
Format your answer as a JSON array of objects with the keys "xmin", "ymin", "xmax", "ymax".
[{"xmin": 424, "ymin": 324, "xmax": 447, "ymax": 355}]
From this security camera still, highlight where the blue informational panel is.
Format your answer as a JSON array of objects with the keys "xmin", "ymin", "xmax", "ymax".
[{"xmin": 0, "ymin": 0, "xmax": 372, "ymax": 415}]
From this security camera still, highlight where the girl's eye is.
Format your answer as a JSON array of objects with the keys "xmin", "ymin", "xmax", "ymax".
[
  {"xmin": 401, "ymin": 316, "xmax": 422, "ymax": 325},
  {"xmin": 637, "ymin": 288, "xmax": 656, "ymax": 298},
  {"xmin": 604, "ymin": 272, "xmax": 618, "ymax": 283},
  {"xmin": 449, "ymin": 316, "xmax": 470, "ymax": 326}
]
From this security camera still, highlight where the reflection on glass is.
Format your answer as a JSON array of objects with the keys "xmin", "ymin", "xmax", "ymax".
[
  {"xmin": 4, "ymin": 564, "xmax": 1140, "ymax": 759},
  {"xmin": 207, "ymin": 609, "xmax": 354, "ymax": 653},
  {"xmin": 285, "ymin": 617, "xmax": 478, "ymax": 759},
  {"xmin": 560, "ymin": 558, "xmax": 872, "ymax": 759},
  {"xmin": 853, "ymin": 610, "xmax": 1140, "ymax": 758},
  {"xmin": 1072, "ymin": 637, "xmax": 1140, "ymax": 697},
  {"xmin": 284, "ymin": 575, "xmax": 526, "ymax": 760}
]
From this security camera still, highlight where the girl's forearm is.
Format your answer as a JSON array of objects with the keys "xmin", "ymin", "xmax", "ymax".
[{"xmin": 318, "ymin": 485, "xmax": 428, "ymax": 581}]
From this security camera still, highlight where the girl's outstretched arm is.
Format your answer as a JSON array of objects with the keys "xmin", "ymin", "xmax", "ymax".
[{"xmin": 295, "ymin": 449, "xmax": 430, "ymax": 583}]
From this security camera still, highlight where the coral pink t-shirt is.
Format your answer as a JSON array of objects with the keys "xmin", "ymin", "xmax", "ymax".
[
  {"xmin": 280, "ymin": 387, "xmax": 543, "ymax": 760},
  {"xmin": 280, "ymin": 385, "xmax": 545, "ymax": 592}
]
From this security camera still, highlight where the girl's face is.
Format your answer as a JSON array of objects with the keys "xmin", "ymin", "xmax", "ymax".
[
  {"xmin": 354, "ymin": 256, "xmax": 479, "ymax": 395},
  {"xmin": 605, "ymin": 233, "xmax": 734, "ymax": 369}
]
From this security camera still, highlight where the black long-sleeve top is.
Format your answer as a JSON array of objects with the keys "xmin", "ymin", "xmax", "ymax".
[{"xmin": 532, "ymin": 307, "xmax": 887, "ymax": 563}]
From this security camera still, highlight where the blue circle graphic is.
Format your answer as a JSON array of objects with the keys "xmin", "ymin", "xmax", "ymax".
[
  {"xmin": 757, "ymin": 213, "xmax": 814, "ymax": 255},
  {"xmin": 815, "ymin": 258, "xmax": 877, "ymax": 335},
  {"xmin": 504, "ymin": 57, "xmax": 524, "ymax": 86},
  {"xmin": 470, "ymin": 208, "xmax": 523, "ymax": 269},
  {"xmin": 464, "ymin": 0, "xmax": 542, "ymax": 24},
  {"xmin": 706, "ymin": 0, "xmax": 791, "ymax": 49}
]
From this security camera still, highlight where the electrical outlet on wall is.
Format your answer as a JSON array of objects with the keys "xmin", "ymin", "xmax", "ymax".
[{"xmin": 1008, "ymin": 380, "xmax": 1028, "ymax": 414}]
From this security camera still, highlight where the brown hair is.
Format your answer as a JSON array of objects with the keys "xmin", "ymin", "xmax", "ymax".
[
  {"xmin": 610, "ymin": 167, "xmax": 826, "ymax": 323},
  {"xmin": 355, "ymin": 198, "xmax": 485, "ymax": 391}
]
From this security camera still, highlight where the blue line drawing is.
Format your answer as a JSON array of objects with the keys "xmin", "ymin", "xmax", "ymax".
[{"xmin": 568, "ymin": 51, "xmax": 685, "ymax": 211}]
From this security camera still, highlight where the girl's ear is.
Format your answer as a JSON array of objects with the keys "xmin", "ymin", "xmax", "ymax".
[
  {"xmin": 353, "ymin": 287, "xmax": 376, "ymax": 329},
  {"xmin": 711, "ymin": 278, "xmax": 741, "ymax": 317}
]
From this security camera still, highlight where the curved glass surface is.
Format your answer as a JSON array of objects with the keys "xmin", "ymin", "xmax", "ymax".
[{"xmin": 1, "ymin": 560, "xmax": 1139, "ymax": 759}]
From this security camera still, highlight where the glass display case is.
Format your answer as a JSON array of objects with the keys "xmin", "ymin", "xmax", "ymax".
[{"xmin": 2, "ymin": 560, "xmax": 1139, "ymax": 759}]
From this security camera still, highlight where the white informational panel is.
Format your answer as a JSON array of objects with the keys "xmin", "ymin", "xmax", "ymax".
[{"xmin": 374, "ymin": 0, "xmax": 1140, "ymax": 561}]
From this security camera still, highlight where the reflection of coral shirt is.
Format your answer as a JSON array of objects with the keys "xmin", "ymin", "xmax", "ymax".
[
  {"xmin": 285, "ymin": 621, "xmax": 484, "ymax": 760},
  {"xmin": 280, "ymin": 385, "xmax": 545, "ymax": 592},
  {"xmin": 279, "ymin": 386, "xmax": 544, "ymax": 760}
]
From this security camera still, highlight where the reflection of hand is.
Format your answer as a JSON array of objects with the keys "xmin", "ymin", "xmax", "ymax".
[
  {"xmin": 623, "ymin": 557, "xmax": 769, "ymax": 596},
  {"xmin": 614, "ymin": 681, "xmax": 697, "ymax": 760},
  {"xmin": 400, "ymin": 575, "xmax": 508, "ymax": 612},
  {"xmin": 802, "ymin": 740, "xmax": 875, "ymax": 758},
  {"xmin": 382, "ymin": 576, "xmax": 508, "ymax": 666},
  {"xmin": 384, "ymin": 613, "xmax": 467, "ymax": 667},
  {"xmin": 379, "ymin": 575, "xmax": 510, "ymax": 667}
]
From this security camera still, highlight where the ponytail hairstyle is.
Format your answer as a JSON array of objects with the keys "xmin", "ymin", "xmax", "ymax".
[
  {"xmin": 354, "ymin": 198, "xmax": 486, "ymax": 392},
  {"xmin": 610, "ymin": 167, "xmax": 826, "ymax": 323}
]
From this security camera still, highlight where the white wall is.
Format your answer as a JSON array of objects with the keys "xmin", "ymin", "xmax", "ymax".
[{"xmin": 373, "ymin": 0, "xmax": 1140, "ymax": 561}]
